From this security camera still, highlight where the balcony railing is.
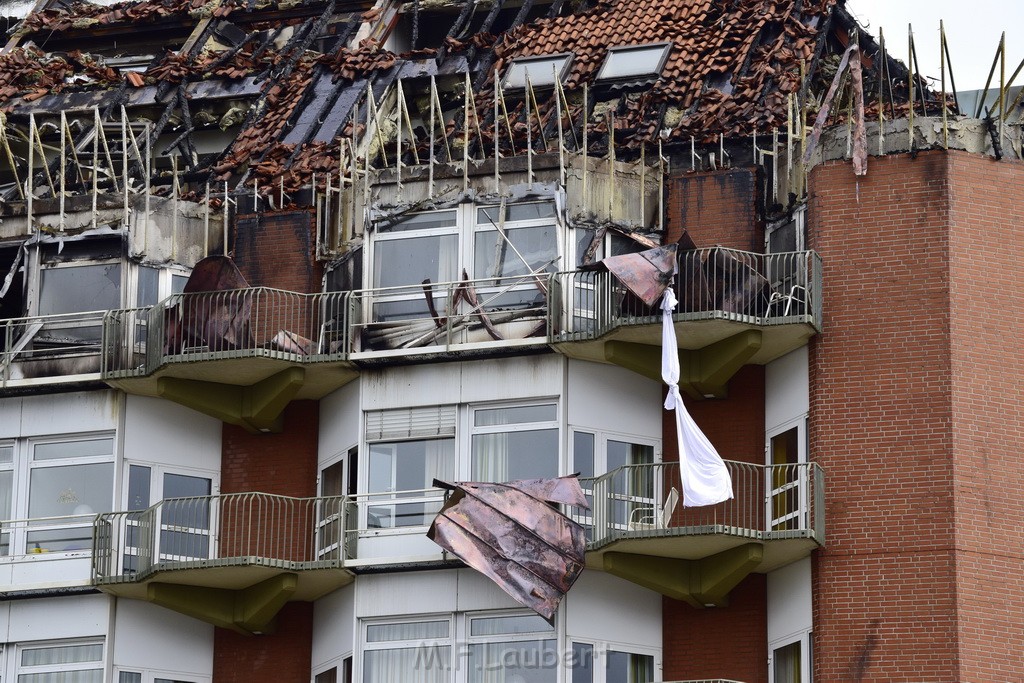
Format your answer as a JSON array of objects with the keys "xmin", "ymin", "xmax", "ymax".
[
  {"xmin": 342, "ymin": 488, "xmax": 449, "ymax": 566},
  {"xmin": 348, "ymin": 273, "xmax": 550, "ymax": 358},
  {"xmin": 1, "ymin": 311, "xmax": 108, "ymax": 387},
  {"xmin": 2, "ymin": 512, "xmax": 100, "ymax": 557},
  {"xmin": 576, "ymin": 460, "xmax": 825, "ymax": 550},
  {"xmin": 102, "ymin": 287, "xmax": 349, "ymax": 378},
  {"xmin": 551, "ymin": 248, "xmax": 822, "ymax": 342},
  {"xmin": 92, "ymin": 492, "xmax": 346, "ymax": 585}
]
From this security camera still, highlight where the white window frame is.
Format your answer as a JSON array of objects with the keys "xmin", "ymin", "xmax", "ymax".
[
  {"xmin": 466, "ymin": 400, "xmax": 562, "ymax": 483},
  {"xmin": 359, "ymin": 615, "xmax": 454, "ymax": 682},
  {"xmin": 566, "ymin": 638, "xmax": 660, "ymax": 683},
  {"xmin": 570, "ymin": 428, "xmax": 661, "ymax": 530},
  {"xmin": 768, "ymin": 631, "xmax": 812, "ymax": 683},
  {"xmin": 0, "ymin": 433, "xmax": 117, "ymax": 558},
  {"xmin": 132, "ymin": 263, "xmax": 191, "ymax": 309},
  {"xmin": 501, "ymin": 53, "xmax": 573, "ymax": 89},
  {"xmin": 765, "ymin": 418, "xmax": 808, "ymax": 533},
  {"xmin": 115, "ymin": 668, "xmax": 211, "ymax": 683},
  {"xmin": 361, "ymin": 202, "xmax": 560, "ymax": 353},
  {"xmin": 15, "ymin": 638, "xmax": 105, "ymax": 682},
  {"xmin": 595, "ymin": 43, "xmax": 671, "ymax": 82}
]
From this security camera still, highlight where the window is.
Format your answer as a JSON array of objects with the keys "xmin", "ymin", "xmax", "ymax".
[
  {"xmin": 135, "ymin": 265, "xmax": 189, "ymax": 308},
  {"xmin": 471, "ymin": 403, "xmax": 559, "ymax": 482},
  {"xmin": 1, "ymin": 443, "xmax": 12, "ymax": 555},
  {"xmin": 24, "ymin": 436, "xmax": 115, "ymax": 553},
  {"xmin": 466, "ymin": 613, "xmax": 556, "ymax": 682},
  {"xmin": 364, "ymin": 406, "xmax": 457, "ymax": 529},
  {"xmin": 17, "ymin": 640, "xmax": 104, "ymax": 683},
  {"xmin": 768, "ymin": 632, "xmax": 811, "ymax": 683},
  {"xmin": 571, "ymin": 643, "xmax": 656, "ymax": 683},
  {"xmin": 362, "ymin": 618, "xmax": 451, "ymax": 683},
  {"xmin": 118, "ymin": 671, "xmax": 208, "ymax": 683},
  {"xmin": 362, "ymin": 202, "xmax": 558, "ymax": 351},
  {"xmin": 571, "ymin": 430, "xmax": 658, "ymax": 529},
  {"xmin": 596, "ymin": 44, "xmax": 671, "ymax": 81},
  {"xmin": 766, "ymin": 419, "xmax": 807, "ymax": 532},
  {"xmin": 37, "ymin": 262, "xmax": 122, "ymax": 343},
  {"xmin": 502, "ymin": 53, "xmax": 573, "ymax": 89}
]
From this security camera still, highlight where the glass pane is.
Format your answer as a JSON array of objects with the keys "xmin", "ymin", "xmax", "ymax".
[
  {"xmin": 367, "ymin": 620, "xmax": 449, "ymax": 642},
  {"xmin": 606, "ymin": 651, "xmax": 653, "ymax": 683},
  {"xmin": 163, "ymin": 473, "xmax": 211, "ymax": 499},
  {"xmin": 34, "ymin": 438, "xmax": 114, "ymax": 461},
  {"xmin": 467, "ymin": 639, "xmax": 556, "ymax": 682},
  {"xmin": 127, "ymin": 465, "xmax": 151, "ymax": 511},
  {"xmin": 322, "ymin": 460, "xmax": 346, "ymax": 497},
  {"xmin": 368, "ymin": 440, "xmax": 455, "ymax": 493},
  {"xmin": 39, "ymin": 263, "xmax": 122, "ymax": 315},
  {"xmin": 19, "ymin": 671, "xmax": 104, "ymax": 683},
  {"xmin": 470, "ymin": 614, "xmax": 552, "ymax": 636},
  {"xmin": 474, "ymin": 225, "xmax": 557, "ymax": 279},
  {"xmin": 156, "ymin": 679, "xmax": 197, "ymax": 683},
  {"xmin": 383, "ymin": 210, "xmax": 457, "ymax": 233},
  {"xmin": 771, "ymin": 427, "xmax": 800, "ymax": 466},
  {"xmin": 597, "ymin": 45, "xmax": 669, "ymax": 80},
  {"xmin": 0, "ymin": 444, "xmax": 12, "ymax": 463},
  {"xmin": 22, "ymin": 643, "xmax": 103, "ymax": 665},
  {"xmin": 607, "ymin": 441, "xmax": 654, "ymax": 471},
  {"xmin": 477, "ymin": 202, "xmax": 557, "ymax": 225},
  {"xmin": 137, "ymin": 266, "xmax": 160, "ymax": 307},
  {"xmin": 372, "ymin": 234, "xmax": 458, "ymax": 289},
  {"xmin": 472, "ymin": 429, "xmax": 558, "ymax": 482},
  {"xmin": 171, "ymin": 274, "xmax": 189, "ymax": 294},
  {"xmin": 573, "ymin": 433, "xmax": 595, "ymax": 479},
  {"xmin": 363, "ymin": 645, "xmax": 449, "ymax": 683},
  {"xmin": 29, "ymin": 463, "xmax": 113, "ymax": 518},
  {"xmin": 315, "ymin": 669, "xmax": 337, "ymax": 683},
  {"xmin": 1, "ymin": 469, "xmax": 12, "ymax": 518},
  {"xmin": 159, "ymin": 529, "xmax": 210, "ymax": 558},
  {"xmin": 118, "ymin": 673, "xmax": 142, "ymax": 683},
  {"xmin": 27, "ymin": 526, "xmax": 92, "ymax": 553},
  {"xmin": 502, "ymin": 56, "xmax": 570, "ymax": 88},
  {"xmin": 773, "ymin": 641, "xmax": 801, "ymax": 683},
  {"xmin": 475, "ymin": 405, "xmax": 556, "ymax": 427},
  {"xmin": 571, "ymin": 643, "xmax": 594, "ymax": 683}
]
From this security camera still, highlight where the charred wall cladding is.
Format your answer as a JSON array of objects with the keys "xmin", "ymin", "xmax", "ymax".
[
  {"xmin": 233, "ymin": 211, "xmax": 322, "ymax": 294},
  {"xmin": 668, "ymin": 168, "xmax": 763, "ymax": 252}
]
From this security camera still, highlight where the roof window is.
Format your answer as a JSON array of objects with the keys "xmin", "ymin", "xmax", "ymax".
[
  {"xmin": 502, "ymin": 53, "xmax": 572, "ymax": 89},
  {"xmin": 596, "ymin": 43, "xmax": 671, "ymax": 81}
]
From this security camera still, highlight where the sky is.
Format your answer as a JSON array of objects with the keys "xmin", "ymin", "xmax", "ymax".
[{"xmin": 846, "ymin": 0, "xmax": 1024, "ymax": 92}]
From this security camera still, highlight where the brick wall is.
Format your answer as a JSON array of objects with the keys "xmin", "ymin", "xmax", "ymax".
[
  {"xmin": 946, "ymin": 152, "xmax": 1024, "ymax": 681},
  {"xmin": 213, "ymin": 602, "xmax": 314, "ymax": 682},
  {"xmin": 808, "ymin": 152, "xmax": 959, "ymax": 681},
  {"xmin": 234, "ymin": 210, "xmax": 322, "ymax": 293},
  {"xmin": 666, "ymin": 167, "xmax": 763, "ymax": 251},
  {"xmin": 662, "ymin": 366, "xmax": 767, "ymax": 681},
  {"xmin": 216, "ymin": 400, "xmax": 320, "ymax": 678}
]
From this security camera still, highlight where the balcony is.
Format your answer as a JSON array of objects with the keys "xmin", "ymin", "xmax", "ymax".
[
  {"xmin": 347, "ymin": 274, "xmax": 550, "ymax": 362},
  {"xmin": 550, "ymin": 249, "xmax": 821, "ymax": 398},
  {"xmin": 1, "ymin": 311, "xmax": 108, "ymax": 390},
  {"xmin": 92, "ymin": 492, "xmax": 352, "ymax": 634},
  {"xmin": 341, "ymin": 488, "xmax": 454, "ymax": 569},
  {"xmin": 102, "ymin": 287, "xmax": 357, "ymax": 432},
  {"xmin": 575, "ymin": 460, "xmax": 824, "ymax": 607},
  {"xmin": 0, "ymin": 513, "xmax": 99, "ymax": 592}
]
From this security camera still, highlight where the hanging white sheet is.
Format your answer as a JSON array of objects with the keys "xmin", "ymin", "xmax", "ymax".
[{"xmin": 661, "ymin": 289, "xmax": 734, "ymax": 507}]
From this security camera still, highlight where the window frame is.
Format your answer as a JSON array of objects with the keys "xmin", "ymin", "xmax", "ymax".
[
  {"xmin": 501, "ymin": 53, "xmax": 574, "ymax": 90},
  {"xmin": 467, "ymin": 400, "xmax": 562, "ymax": 484},
  {"xmin": 16, "ymin": 638, "xmax": 105, "ymax": 682},
  {"xmin": 595, "ymin": 43, "xmax": 672, "ymax": 82}
]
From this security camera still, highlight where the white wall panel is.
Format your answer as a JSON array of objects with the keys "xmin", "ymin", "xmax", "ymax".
[
  {"xmin": 112, "ymin": 599, "xmax": 214, "ymax": 676},
  {"xmin": 3, "ymin": 390, "xmax": 119, "ymax": 437},
  {"xmin": 319, "ymin": 380, "xmax": 361, "ymax": 465},
  {"xmin": 567, "ymin": 360, "xmax": 661, "ymax": 439},
  {"xmin": 7, "ymin": 594, "xmax": 108, "ymax": 641},
  {"xmin": 767, "ymin": 557, "xmax": 812, "ymax": 644},
  {"xmin": 565, "ymin": 571, "xmax": 661, "ymax": 647},
  {"xmin": 312, "ymin": 585, "xmax": 355, "ymax": 669},
  {"xmin": 355, "ymin": 571, "xmax": 460, "ymax": 617},
  {"xmin": 123, "ymin": 395, "xmax": 221, "ymax": 471},
  {"xmin": 765, "ymin": 346, "xmax": 809, "ymax": 432}
]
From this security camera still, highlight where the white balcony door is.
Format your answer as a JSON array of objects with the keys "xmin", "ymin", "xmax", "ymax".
[
  {"xmin": 317, "ymin": 448, "xmax": 352, "ymax": 560},
  {"xmin": 122, "ymin": 464, "xmax": 217, "ymax": 572},
  {"xmin": 766, "ymin": 419, "xmax": 807, "ymax": 532}
]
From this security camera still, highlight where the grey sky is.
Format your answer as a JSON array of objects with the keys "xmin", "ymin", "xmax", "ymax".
[{"xmin": 846, "ymin": 0, "xmax": 1024, "ymax": 91}]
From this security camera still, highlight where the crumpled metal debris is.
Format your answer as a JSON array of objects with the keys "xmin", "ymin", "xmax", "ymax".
[
  {"xmin": 588, "ymin": 243, "xmax": 678, "ymax": 306},
  {"xmin": 427, "ymin": 476, "xmax": 589, "ymax": 622}
]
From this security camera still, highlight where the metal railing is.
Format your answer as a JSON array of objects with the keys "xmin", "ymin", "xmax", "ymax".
[
  {"xmin": 348, "ymin": 273, "xmax": 550, "ymax": 356},
  {"xmin": 102, "ymin": 287, "xmax": 350, "ymax": 378},
  {"xmin": 92, "ymin": 492, "xmax": 345, "ymax": 584},
  {"xmin": 551, "ymin": 248, "xmax": 822, "ymax": 341},
  {"xmin": 577, "ymin": 460, "xmax": 824, "ymax": 549},
  {"xmin": 1, "ymin": 311, "xmax": 108, "ymax": 386}
]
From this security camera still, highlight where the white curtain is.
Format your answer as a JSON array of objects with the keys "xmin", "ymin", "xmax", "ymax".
[
  {"xmin": 472, "ymin": 434, "xmax": 509, "ymax": 483},
  {"xmin": 661, "ymin": 290, "xmax": 734, "ymax": 507},
  {"xmin": 363, "ymin": 646, "xmax": 449, "ymax": 683}
]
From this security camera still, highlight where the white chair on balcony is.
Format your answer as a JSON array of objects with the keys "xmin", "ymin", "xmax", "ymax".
[
  {"xmin": 766, "ymin": 284, "xmax": 808, "ymax": 317},
  {"xmin": 628, "ymin": 487, "xmax": 679, "ymax": 531}
]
